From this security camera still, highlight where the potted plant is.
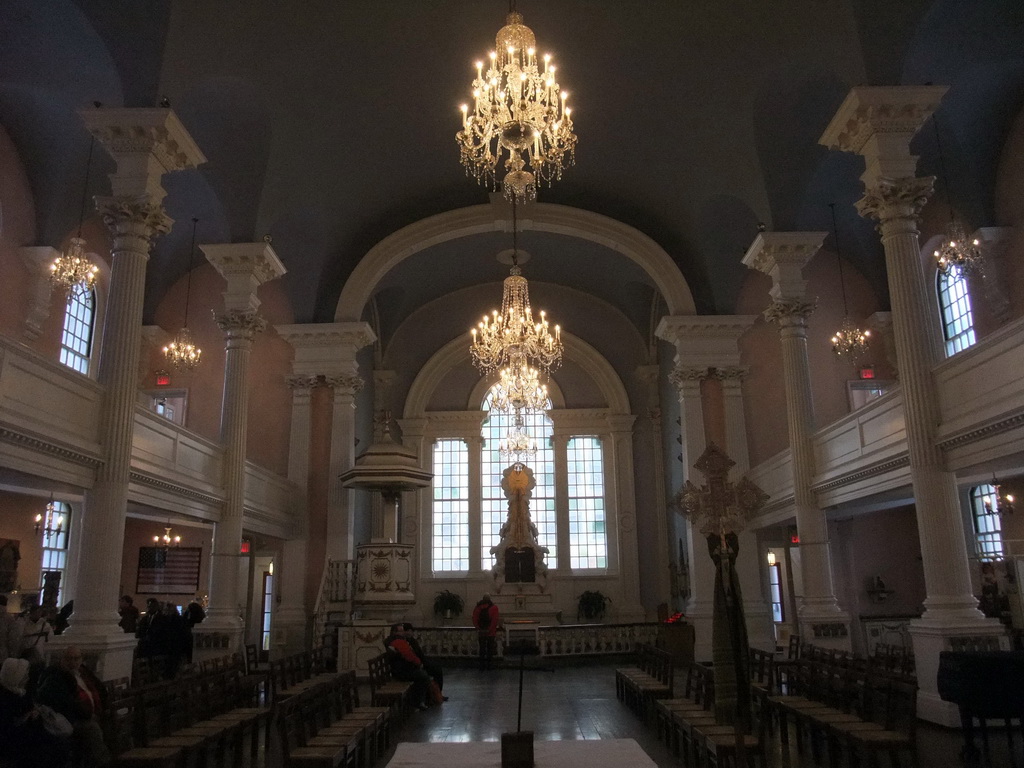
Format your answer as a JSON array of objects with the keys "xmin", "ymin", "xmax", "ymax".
[
  {"xmin": 577, "ymin": 590, "xmax": 610, "ymax": 621},
  {"xmin": 433, "ymin": 589, "xmax": 464, "ymax": 619}
]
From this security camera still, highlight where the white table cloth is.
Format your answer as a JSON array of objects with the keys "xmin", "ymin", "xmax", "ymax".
[{"xmin": 385, "ymin": 738, "xmax": 657, "ymax": 767}]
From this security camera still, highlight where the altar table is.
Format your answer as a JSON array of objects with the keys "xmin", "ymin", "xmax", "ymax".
[{"xmin": 385, "ymin": 738, "xmax": 658, "ymax": 767}]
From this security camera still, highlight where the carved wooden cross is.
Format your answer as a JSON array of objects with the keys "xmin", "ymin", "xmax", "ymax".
[{"xmin": 678, "ymin": 443, "xmax": 769, "ymax": 538}]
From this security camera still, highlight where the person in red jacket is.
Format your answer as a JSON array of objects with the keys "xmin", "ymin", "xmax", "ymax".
[
  {"xmin": 471, "ymin": 594, "xmax": 500, "ymax": 670},
  {"xmin": 384, "ymin": 623, "xmax": 431, "ymax": 710}
]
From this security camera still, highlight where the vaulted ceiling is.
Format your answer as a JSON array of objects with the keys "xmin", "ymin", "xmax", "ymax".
[{"xmin": 2, "ymin": 0, "xmax": 1022, "ymax": 357}]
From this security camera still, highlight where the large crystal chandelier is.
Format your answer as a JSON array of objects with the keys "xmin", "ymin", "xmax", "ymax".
[
  {"xmin": 933, "ymin": 219, "xmax": 983, "ymax": 277},
  {"xmin": 163, "ymin": 218, "xmax": 203, "ymax": 371},
  {"xmin": 457, "ymin": 2, "xmax": 577, "ymax": 203},
  {"xmin": 470, "ymin": 200, "xmax": 563, "ymax": 375},
  {"xmin": 491, "ymin": 358, "xmax": 549, "ymax": 414},
  {"xmin": 828, "ymin": 204, "xmax": 871, "ymax": 362},
  {"xmin": 50, "ymin": 136, "xmax": 101, "ymax": 295}
]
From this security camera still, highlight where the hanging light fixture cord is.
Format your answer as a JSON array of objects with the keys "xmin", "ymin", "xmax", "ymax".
[
  {"xmin": 933, "ymin": 116, "xmax": 956, "ymax": 226},
  {"xmin": 184, "ymin": 217, "xmax": 198, "ymax": 326},
  {"xmin": 75, "ymin": 136, "xmax": 96, "ymax": 240},
  {"xmin": 829, "ymin": 203, "xmax": 850, "ymax": 316},
  {"xmin": 511, "ymin": 198, "xmax": 519, "ymax": 268}
]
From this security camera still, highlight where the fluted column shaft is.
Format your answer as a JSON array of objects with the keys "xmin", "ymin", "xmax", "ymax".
[
  {"xmin": 860, "ymin": 181, "xmax": 978, "ymax": 617},
  {"xmin": 73, "ymin": 197, "xmax": 170, "ymax": 634},
  {"xmin": 326, "ymin": 375, "xmax": 362, "ymax": 559},
  {"xmin": 206, "ymin": 311, "xmax": 266, "ymax": 627}
]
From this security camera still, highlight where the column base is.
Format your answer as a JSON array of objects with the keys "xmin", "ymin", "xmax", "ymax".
[
  {"xmin": 46, "ymin": 632, "xmax": 137, "ymax": 682},
  {"xmin": 909, "ymin": 614, "xmax": 1007, "ymax": 726},
  {"xmin": 798, "ymin": 599, "xmax": 852, "ymax": 651},
  {"xmin": 683, "ymin": 599, "xmax": 714, "ymax": 663}
]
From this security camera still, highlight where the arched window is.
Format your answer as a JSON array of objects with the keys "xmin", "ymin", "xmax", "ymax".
[
  {"xmin": 970, "ymin": 484, "xmax": 1004, "ymax": 561},
  {"xmin": 937, "ymin": 266, "xmax": 976, "ymax": 357},
  {"xmin": 431, "ymin": 439, "xmax": 469, "ymax": 572},
  {"xmin": 60, "ymin": 285, "xmax": 96, "ymax": 374},
  {"xmin": 567, "ymin": 436, "xmax": 607, "ymax": 569},
  {"xmin": 481, "ymin": 388, "xmax": 555, "ymax": 569}
]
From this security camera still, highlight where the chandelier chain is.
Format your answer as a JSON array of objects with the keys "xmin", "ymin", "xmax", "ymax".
[
  {"xmin": 184, "ymin": 217, "xmax": 197, "ymax": 326},
  {"xmin": 76, "ymin": 136, "xmax": 95, "ymax": 241},
  {"xmin": 829, "ymin": 203, "xmax": 850, "ymax": 318}
]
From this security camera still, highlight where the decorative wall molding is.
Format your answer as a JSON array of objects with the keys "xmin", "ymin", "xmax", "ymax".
[{"xmin": 0, "ymin": 426, "xmax": 102, "ymax": 467}]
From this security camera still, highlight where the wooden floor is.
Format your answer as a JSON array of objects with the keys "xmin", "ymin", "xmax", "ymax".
[{"xmin": 377, "ymin": 661, "xmax": 1018, "ymax": 768}]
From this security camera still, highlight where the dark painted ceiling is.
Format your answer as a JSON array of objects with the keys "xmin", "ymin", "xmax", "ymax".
[{"xmin": 2, "ymin": 0, "xmax": 1023, "ymax": 351}]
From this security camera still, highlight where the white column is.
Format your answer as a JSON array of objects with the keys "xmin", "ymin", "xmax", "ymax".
[
  {"xmin": 821, "ymin": 86, "xmax": 1001, "ymax": 724},
  {"xmin": 607, "ymin": 415, "xmax": 644, "ymax": 622},
  {"xmin": 200, "ymin": 242, "xmax": 286, "ymax": 645},
  {"xmin": 326, "ymin": 374, "xmax": 363, "ymax": 558},
  {"xmin": 275, "ymin": 374, "xmax": 318, "ymax": 654},
  {"xmin": 466, "ymin": 435, "xmax": 484, "ymax": 574},
  {"xmin": 57, "ymin": 109, "xmax": 203, "ymax": 681},
  {"xmin": 550, "ymin": 431, "xmax": 571, "ymax": 573},
  {"xmin": 742, "ymin": 233, "xmax": 850, "ymax": 648},
  {"xmin": 635, "ymin": 365, "xmax": 672, "ymax": 612}
]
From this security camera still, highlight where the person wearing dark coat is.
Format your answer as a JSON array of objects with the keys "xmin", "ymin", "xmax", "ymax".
[
  {"xmin": 402, "ymin": 623, "xmax": 446, "ymax": 697},
  {"xmin": 0, "ymin": 657, "xmax": 72, "ymax": 768},
  {"xmin": 35, "ymin": 647, "xmax": 110, "ymax": 766},
  {"xmin": 471, "ymin": 594, "xmax": 500, "ymax": 670},
  {"xmin": 383, "ymin": 623, "xmax": 431, "ymax": 710}
]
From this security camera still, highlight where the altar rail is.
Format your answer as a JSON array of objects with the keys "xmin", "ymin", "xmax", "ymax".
[{"xmin": 411, "ymin": 622, "xmax": 661, "ymax": 659}]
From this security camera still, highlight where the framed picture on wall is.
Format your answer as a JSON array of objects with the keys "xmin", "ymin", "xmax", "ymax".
[{"xmin": 136, "ymin": 547, "xmax": 201, "ymax": 594}]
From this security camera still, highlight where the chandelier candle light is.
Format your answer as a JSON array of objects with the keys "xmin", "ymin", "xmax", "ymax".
[
  {"xmin": 828, "ymin": 203, "xmax": 871, "ymax": 362},
  {"xmin": 491, "ymin": 359, "xmax": 549, "ymax": 415},
  {"xmin": 34, "ymin": 495, "xmax": 64, "ymax": 537},
  {"xmin": 931, "ymin": 116, "xmax": 984, "ymax": 276},
  {"xmin": 163, "ymin": 218, "xmax": 203, "ymax": 370},
  {"xmin": 154, "ymin": 526, "xmax": 181, "ymax": 547},
  {"xmin": 457, "ymin": 1, "xmax": 577, "ymax": 203},
  {"xmin": 50, "ymin": 136, "xmax": 101, "ymax": 294}
]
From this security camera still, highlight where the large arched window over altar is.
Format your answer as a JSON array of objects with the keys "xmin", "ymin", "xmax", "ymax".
[{"xmin": 427, "ymin": 382, "xmax": 610, "ymax": 575}]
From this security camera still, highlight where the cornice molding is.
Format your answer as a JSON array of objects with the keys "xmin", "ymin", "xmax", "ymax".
[
  {"xmin": 818, "ymin": 86, "xmax": 948, "ymax": 154},
  {"xmin": 80, "ymin": 107, "xmax": 207, "ymax": 172},
  {"xmin": 0, "ymin": 426, "xmax": 102, "ymax": 467},
  {"xmin": 811, "ymin": 455, "xmax": 910, "ymax": 493},
  {"xmin": 936, "ymin": 413, "xmax": 1024, "ymax": 452},
  {"xmin": 129, "ymin": 470, "xmax": 222, "ymax": 506}
]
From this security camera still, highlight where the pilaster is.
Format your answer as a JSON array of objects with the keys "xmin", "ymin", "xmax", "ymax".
[
  {"xmin": 607, "ymin": 414, "xmax": 643, "ymax": 622},
  {"xmin": 821, "ymin": 86, "xmax": 1000, "ymax": 723},
  {"xmin": 68, "ymin": 109, "xmax": 202, "ymax": 662},
  {"xmin": 635, "ymin": 364, "xmax": 671, "ymax": 609},
  {"xmin": 743, "ymin": 233, "xmax": 850, "ymax": 646}
]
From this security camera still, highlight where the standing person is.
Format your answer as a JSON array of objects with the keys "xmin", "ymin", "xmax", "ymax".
[
  {"xmin": 36, "ymin": 646, "xmax": 111, "ymax": 767},
  {"xmin": 18, "ymin": 604, "xmax": 51, "ymax": 665},
  {"xmin": 472, "ymin": 594, "xmax": 500, "ymax": 670},
  {"xmin": 383, "ymin": 623, "xmax": 432, "ymax": 711},
  {"xmin": 117, "ymin": 596, "xmax": 139, "ymax": 634},
  {"xmin": 0, "ymin": 595, "xmax": 19, "ymax": 664}
]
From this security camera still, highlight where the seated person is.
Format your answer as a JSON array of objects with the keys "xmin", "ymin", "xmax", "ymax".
[
  {"xmin": 402, "ymin": 623, "xmax": 447, "ymax": 698},
  {"xmin": 0, "ymin": 658, "xmax": 71, "ymax": 768},
  {"xmin": 383, "ymin": 623, "xmax": 432, "ymax": 711},
  {"xmin": 36, "ymin": 646, "xmax": 110, "ymax": 767}
]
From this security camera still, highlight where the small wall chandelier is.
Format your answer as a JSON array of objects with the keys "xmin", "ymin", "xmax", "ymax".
[
  {"xmin": 470, "ymin": 200, "xmax": 563, "ymax": 375},
  {"xmin": 50, "ymin": 136, "xmax": 101, "ymax": 294},
  {"xmin": 154, "ymin": 526, "xmax": 182, "ymax": 547},
  {"xmin": 931, "ymin": 116, "xmax": 984, "ymax": 277},
  {"xmin": 34, "ymin": 495, "xmax": 64, "ymax": 537},
  {"xmin": 984, "ymin": 475, "xmax": 1016, "ymax": 517},
  {"xmin": 499, "ymin": 413, "xmax": 538, "ymax": 463},
  {"xmin": 828, "ymin": 203, "xmax": 871, "ymax": 362},
  {"xmin": 457, "ymin": 1, "xmax": 577, "ymax": 203},
  {"xmin": 163, "ymin": 218, "xmax": 203, "ymax": 370}
]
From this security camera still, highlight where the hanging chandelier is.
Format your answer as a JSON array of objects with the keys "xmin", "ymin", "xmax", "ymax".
[
  {"xmin": 164, "ymin": 218, "xmax": 203, "ymax": 370},
  {"xmin": 33, "ymin": 495, "xmax": 64, "ymax": 538},
  {"xmin": 50, "ymin": 136, "xmax": 101, "ymax": 294},
  {"xmin": 984, "ymin": 475, "xmax": 1016, "ymax": 517},
  {"xmin": 470, "ymin": 200, "xmax": 563, "ymax": 375},
  {"xmin": 491, "ymin": 357, "xmax": 549, "ymax": 415},
  {"xmin": 931, "ymin": 117, "xmax": 984, "ymax": 277},
  {"xmin": 499, "ymin": 414, "xmax": 538, "ymax": 463},
  {"xmin": 933, "ymin": 219, "xmax": 983, "ymax": 277},
  {"xmin": 457, "ymin": 2, "xmax": 577, "ymax": 203},
  {"xmin": 153, "ymin": 526, "xmax": 182, "ymax": 547},
  {"xmin": 828, "ymin": 204, "xmax": 871, "ymax": 362}
]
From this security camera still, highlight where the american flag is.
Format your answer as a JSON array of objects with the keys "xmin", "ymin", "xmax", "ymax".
[{"xmin": 136, "ymin": 547, "xmax": 201, "ymax": 594}]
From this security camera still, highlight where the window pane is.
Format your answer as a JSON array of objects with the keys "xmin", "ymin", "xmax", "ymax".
[
  {"xmin": 481, "ymin": 388, "xmax": 555, "ymax": 569},
  {"xmin": 60, "ymin": 286, "xmax": 95, "ymax": 374},
  {"xmin": 39, "ymin": 502, "xmax": 71, "ymax": 605},
  {"xmin": 937, "ymin": 267, "xmax": 976, "ymax": 358},
  {"xmin": 432, "ymin": 439, "xmax": 469, "ymax": 572},
  {"xmin": 971, "ymin": 484, "xmax": 1004, "ymax": 561},
  {"xmin": 567, "ymin": 436, "xmax": 607, "ymax": 570}
]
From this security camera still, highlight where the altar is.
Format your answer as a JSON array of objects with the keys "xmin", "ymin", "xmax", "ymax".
[{"xmin": 384, "ymin": 739, "xmax": 657, "ymax": 768}]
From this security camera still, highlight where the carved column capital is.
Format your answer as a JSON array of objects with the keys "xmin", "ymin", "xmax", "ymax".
[
  {"xmin": 764, "ymin": 299, "xmax": 816, "ymax": 326},
  {"xmin": 97, "ymin": 195, "xmax": 172, "ymax": 242},
  {"xmin": 214, "ymin": 309, "xmax": 267, "ymax": 337},
  {"xmin": 708, "ymin": 366, "xmax": 749, "ymax": 382},
  {"xmin": 669, "ymin": 365, "xmax": 708, "ymax": 392},
  {"xmin": 325, "ymin": 374, "xmax": 364, "ymax": 397},
  {"xmin": 856, "ymin": 176, "xmax": 934, "ymax": 227},
  {"xmin": 285, "ymin": 374, "xmax": 321, "ymax": 390}
]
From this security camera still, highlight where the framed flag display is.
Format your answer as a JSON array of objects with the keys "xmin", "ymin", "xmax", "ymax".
[{"xmin": 137, "ymin": 547, "xmax": 201, "ymax": 594}]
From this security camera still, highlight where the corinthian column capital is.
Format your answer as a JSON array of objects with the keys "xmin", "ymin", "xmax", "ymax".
[
  {"xmin": 669, "ymin": 365, "xmax": 708, "ymax": 391},
  {"xmin": 285, "ymin": 374, "xmax": 321, "ymax": 390},
  {"xmin": 97, "ymin": 195, "xmax": 172, "ymax": 242},
  {"xmin": 214, "ymin": 309, "xmax": 267, "ymax": 337},
  {"xmin": 325, "ymin": 374, "xmax": 364, "ymax": 397},
  {"xmin": 764, "ymin": 299, "xmax": 816, "ymax": 327},
  {"xmin": 856, "ymin": 176, "xmax": 934, "ymax": 226}
]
